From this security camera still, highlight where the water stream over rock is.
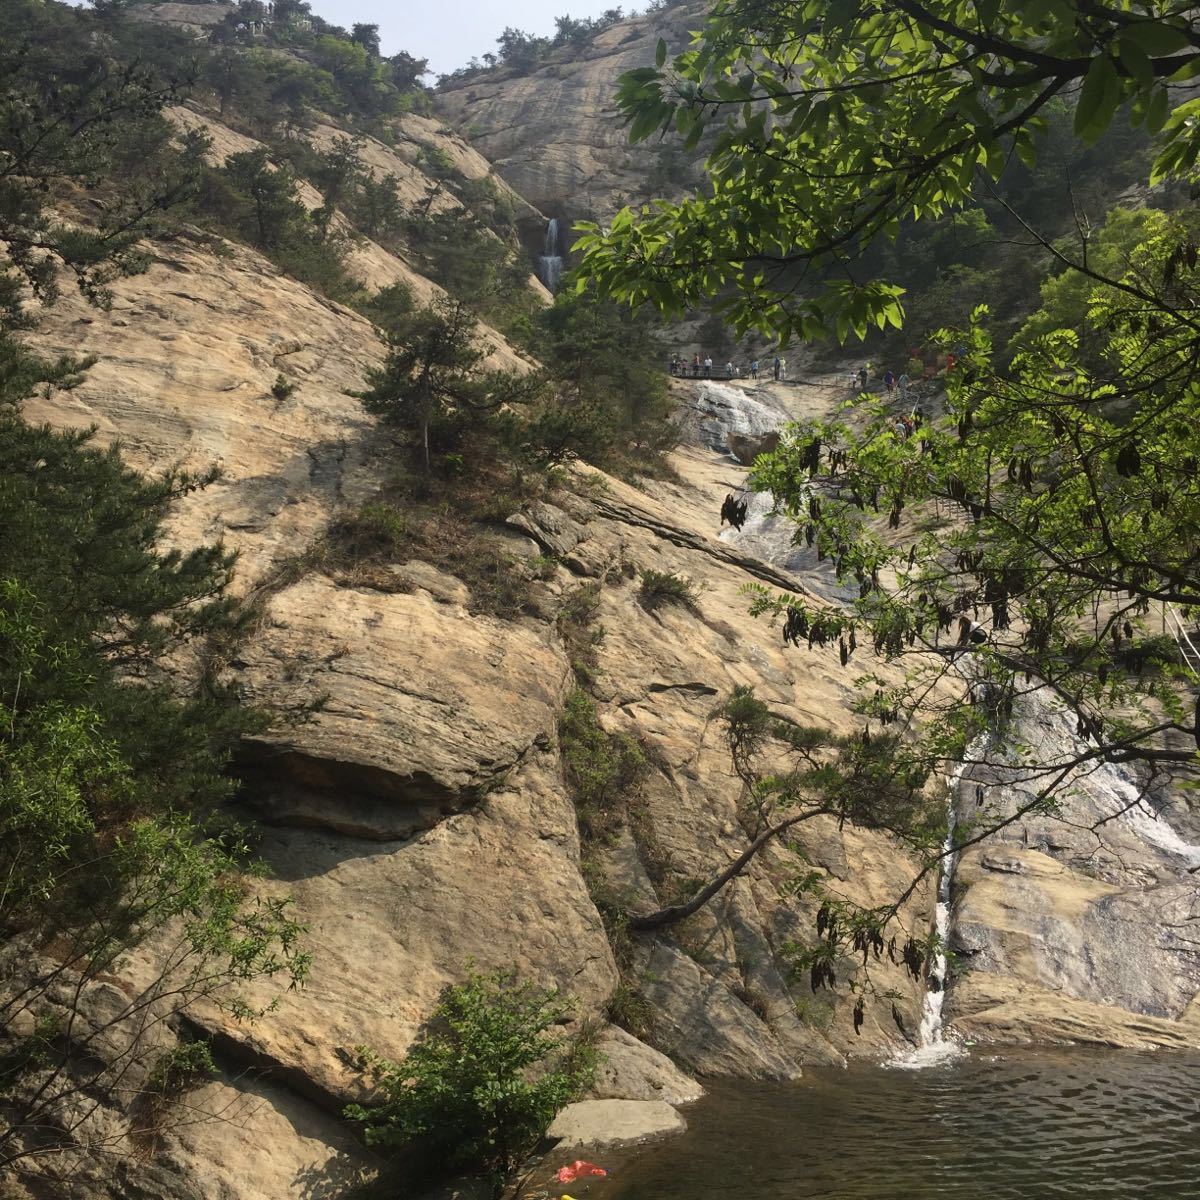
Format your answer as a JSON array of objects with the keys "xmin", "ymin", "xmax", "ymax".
[
  {"xmin": 537, "ymin": 217, "xmax": 564, "ymax": 292},
  {"xmin": 693, "ymin": 374, "xmax": 1200, "ymax": 1056}
]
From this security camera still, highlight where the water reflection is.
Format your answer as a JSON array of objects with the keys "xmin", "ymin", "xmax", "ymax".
[{"xmin": 600, "ymin": 1049, "xmax": 1200, "ymax": 1199}]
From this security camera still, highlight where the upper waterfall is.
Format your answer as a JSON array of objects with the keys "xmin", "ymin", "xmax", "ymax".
[{"xmin": 537, "ymin": 217, "xmax": 564, "ymax": 292}]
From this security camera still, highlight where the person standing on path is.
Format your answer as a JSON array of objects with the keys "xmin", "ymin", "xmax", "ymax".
[
  {"xmin": 884, "ymin": 368, "xmax": 895, "ymax": 393},
  {"xmin": 858, "ymin": 365, "xmax": 868, "ymax": 392},
  {"xmin": 898, "ymin": 371, "xmax": 910, "ymax": 405},
  {"xmin": 704, "ymin": 356, "xmax": 713, "ymax": 377},
  {"xmin": 773, "ymin": 355, "xmax": 781, "ymax": 381}
]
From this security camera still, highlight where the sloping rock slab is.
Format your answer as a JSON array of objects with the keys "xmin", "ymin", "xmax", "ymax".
[
  {"xmin": 547, "ymin": 1099, "xmax": 686, "ymax": 1147},
  {"xmin": 182, "ymin": 753, "xmax": 619, "ymax": 1108},
  {"xmin": 637, "ymin": 943, "xmax": 802, "ymax": 1080},
  {"xmin": 235, "ymin": 575, "xmax": 570, "ymax": 835},
  {"xmin": 589, "ymin": 1026, "xmax": 704, "ymax": 1104},
  {"xmin": 950, "ymin": 974, "xmax": 1200, "ymax": 1049}
]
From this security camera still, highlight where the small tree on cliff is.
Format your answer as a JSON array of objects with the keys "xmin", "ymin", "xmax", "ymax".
[
  {"xmin": 346, "ymin": 969, "xmax": 592, "ymax": 1196},
  {"xmin": 356, "ymin": 295, "xmax": 542, "ymax": 477},
  {"xmin": 221, "ymin": 148, "xmax": 308, "ymax": 248}
]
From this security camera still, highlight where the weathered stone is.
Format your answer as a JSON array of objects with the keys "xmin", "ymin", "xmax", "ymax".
[
  {"xmin": 235, "ymin": 574, "xmax": 571, "ymax": 830},
  {"xmin": 727, "ymin": 430, "xmax": 781, "ymax": 464},
  {"xmin": 186, "ymin": 751, "xmax": 619, "ymax": 1110},
  {"xmin": 507, "ymin": 500, "xmax": 590, "ymax": 558},
  {"xmin": 437, "ymin": 3, "xmax": 709, "ymax": 220},
  {"xmin": 635, "ymin": 942, "xmax": 803, "ymax": 1080},
  {"xmin": 588, "ymin": 1026, "xmax": 704, "ymax": 1105},
  {"xmin": 950, "ymin": 974, "xmax": 1200, "ymax": 1049},
  {"xmin": 944, "ymin": 695, "xmax": 1200, "ymax": 1046},
  {"xmin": 546, "ymin": 1099, "xmax": 686, "ymax": 1147}
]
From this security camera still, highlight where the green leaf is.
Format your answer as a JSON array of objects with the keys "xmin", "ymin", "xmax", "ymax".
[
  {"xmin": 1145, "ymin": 85, "xmax": 1170, "ymax": 134},
  {"xmin": 1167, "ymin": 56, "xmax": 1200, "ymax": 83},
  {"xmin": 1118, "ymin": 20, "xmax": 1193, "ymax": 58},
  {"xmin": 1116, "ymin": 36, "xmax": 1155, "ymax": 91},
  {"xmin": 1074, "ymin": 54, "xmax": 1120, "ymax": 140},
  {"xmin": 655, "ymin": 38, "xmax": 667, "ymax": 69}
]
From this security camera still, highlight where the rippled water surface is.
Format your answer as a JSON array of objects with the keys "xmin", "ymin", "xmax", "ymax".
[{"xmin": 601, "ymin": 1049, "xmax": 1200, "ymax": 1200}]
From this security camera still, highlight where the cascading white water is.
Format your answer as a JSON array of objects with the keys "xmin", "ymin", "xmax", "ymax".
[
  {"xmin": 891, "ymin": 734, "xmax": 987, "ymax": 1070},
  {"xmin": 537, "ymin": 217, "xmax": 564, "ymax": 292},
  {"xmin": 917, "ymin": 791, "xmax": 958, "ymax": 1045}
]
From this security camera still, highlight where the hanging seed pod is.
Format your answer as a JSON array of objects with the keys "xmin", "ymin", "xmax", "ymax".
[{"xmin": 1115, "ymin": 442, "xmax": 1141, "ymax": 477}]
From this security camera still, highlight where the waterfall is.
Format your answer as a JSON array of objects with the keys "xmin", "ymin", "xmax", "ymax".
[
  {"xmin": 537, "ymin": 217, "xmax": 564, "ymax": 292},
  {"xmin": 891, "ymin": 736, "xmax": 986, "ymax": 1070}
]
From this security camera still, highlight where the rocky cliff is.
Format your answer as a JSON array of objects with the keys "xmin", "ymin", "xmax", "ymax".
[
  {"xmin": 436, "ymin": 3, "xmax": 709, "ymax": 222},
  {"xmin": 19, "ymin": 226, "xmax": 935, "ymax": 1193},
  {"xmin": 10, "ymin": 81, "xmax": 927, "ymax": 1193},
  {"xmin": 9, "ymin": 11, "xmax": 1200, "ymax": 1198}
]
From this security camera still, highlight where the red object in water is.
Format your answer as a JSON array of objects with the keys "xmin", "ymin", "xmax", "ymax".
[{"xmin": 557, "ymin": 1161, "xmax": 608, "ymax": 1183}]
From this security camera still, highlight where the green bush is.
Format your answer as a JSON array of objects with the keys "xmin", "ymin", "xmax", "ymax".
[
  {"xmin": 606, "ymin": 981, "xmax": 654, "ymax": 1039},
  {"xmin": 638, "ymin": 568, "xmax": 698, "ymax": 611},
  {"xmin": 271, "ymin": 373, "xmax": 295, "ymax": 401},
  {"xmin": 346, "ymin": 969, "xmax": 592, "ymax": 1191},
  {"xmin": 334, "ymin": 500, "xmax": 408, "ymax": 558},
  {"xmin": 558, "ymin": 688, "xmax": 648, "ymax": 826}
]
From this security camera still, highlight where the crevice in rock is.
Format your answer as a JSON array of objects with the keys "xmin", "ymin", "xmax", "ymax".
[
  {"xmin": 646, "ymin": 682, "xmax": 720, "ymax": 696},
  {"xmin": 178, "ymin": 1015, "xmax": 353, "ymax": 1121},
  {"xmin": 234, "ymin": 746, "xmax": 489, "ymax": 842}
]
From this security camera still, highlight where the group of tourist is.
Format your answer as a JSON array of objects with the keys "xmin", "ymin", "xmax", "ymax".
[
  {"xmin": 668, "ymin": 354, "xmax": 789, "ymax": 381},
  {"xmin": 850, "ymin": 363, "xmax": 927, "ymax": 439},
  {"xmin": 852, "ymin": 363, "xmax": 911, "ymax": 404}
]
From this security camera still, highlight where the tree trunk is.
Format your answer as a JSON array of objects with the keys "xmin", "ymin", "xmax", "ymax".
[
  {"xmin": 627, "ymin": 808, "xmax": 826, "ymax": 931},
  {"xmin": 417, "ymin": 379, "xmax": 433, "ymax": 477}
]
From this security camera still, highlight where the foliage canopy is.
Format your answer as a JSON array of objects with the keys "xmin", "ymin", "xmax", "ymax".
[{"xmin": 577, "ymin": 0, "xmax": 1200, "ymax": 342}]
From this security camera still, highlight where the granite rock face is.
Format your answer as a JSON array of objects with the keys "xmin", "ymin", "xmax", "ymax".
[
  {"xmin": 11, "ymin": 21, "xmax": 1200, "ymax": 1188},
  {"xmin": 944, "ymin": 694, "xmax": 1200, "ymax": 1048},
  {"xmin": 436, "ymin": 3, "xmax": 710, "ymax": 221}
]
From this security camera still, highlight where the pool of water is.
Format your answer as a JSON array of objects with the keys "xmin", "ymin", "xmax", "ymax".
[{"xmin": 596, "ymin": 1049, "xmax": 1200, "ymax": 1200}]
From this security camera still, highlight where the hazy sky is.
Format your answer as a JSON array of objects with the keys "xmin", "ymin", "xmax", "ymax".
[{"xmin": 305, "ymin": 1, "xmax": 645, "ymax": 78}]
